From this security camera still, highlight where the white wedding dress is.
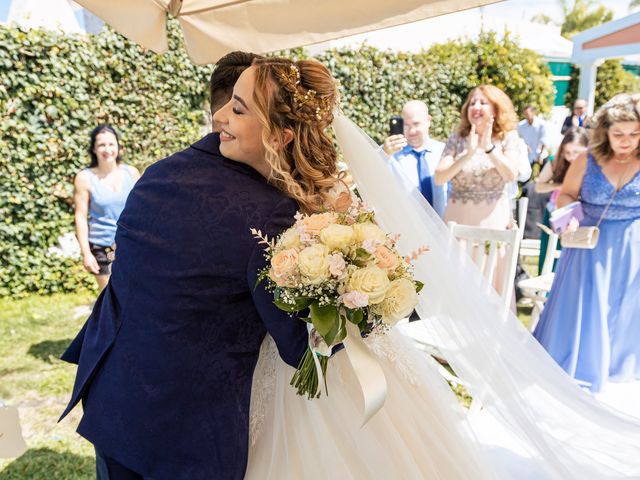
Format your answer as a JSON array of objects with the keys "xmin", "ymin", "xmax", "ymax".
[
  {"xmin": 246, "ymin": 115, "xmax": 640, "ymax": 480},
  {"xmin": 247, "ymin": 332, "xmax": 497, "ymax": 480}
]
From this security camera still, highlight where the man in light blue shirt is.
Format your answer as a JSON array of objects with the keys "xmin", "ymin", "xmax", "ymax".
[
  {"xmin": 382, "ymin": 100, "xmax": 447, "ymax": 217},
  {"xmin": 518, "ymin": 105, "xmax": 547, "ymax": 165}
]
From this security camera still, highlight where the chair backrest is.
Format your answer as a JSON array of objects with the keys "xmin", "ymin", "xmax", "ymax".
[
  {"xmin": 516, "ymin": 196, "xmax": 529, "ymax": 237},
  {"xmin": 539, "ymin": 231, "xmax": 561, "ymax": 275},
  {"xmin": 448, "ymin": 222, "xmax": 522, "ymax": 307}
]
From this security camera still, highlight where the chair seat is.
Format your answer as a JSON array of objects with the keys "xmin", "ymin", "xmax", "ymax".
[
  {"xmin": 519, "ymin": 238, "xmax": 541, "ymax": 257},
  {"xmin": 518, "ymin": 273, "xmax": 555, "ymax": 294}
]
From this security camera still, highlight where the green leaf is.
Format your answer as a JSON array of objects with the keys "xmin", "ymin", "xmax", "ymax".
[
  {"xmin": 345, "ymin": 308, "xmax": 364, "ymax": 325},
  {"xmin": 415, "ymin": 281, "xmax": 424, "ymax": 293},
  {"xmin": 254, "ymin": 269, "xmax": 269, "ymax": 290},
  {"xmin": 310, "ymin": 302, "xmax": 340, "ymax": 344},
  {"xmin": 273, "ymin": 295, "xmax": 313, "ymax": 313}
]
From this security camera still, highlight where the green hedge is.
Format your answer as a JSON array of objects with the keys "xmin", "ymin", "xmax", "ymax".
[
  {"xmin": 0, "ymin": 23, "xmax": 211, "ymax": 296},
  {"xmin": 319, "ymin": 30, "xmax": 554, "ymax": 143},
  {"xmin": 0, "ymin": 25, "xmax": 553, "ymax": 297}
]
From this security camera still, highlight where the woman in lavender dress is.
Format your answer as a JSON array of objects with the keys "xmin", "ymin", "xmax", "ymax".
[{"xmin": 534, "ymin": 94, "xmax": 640, "ymax": 393}]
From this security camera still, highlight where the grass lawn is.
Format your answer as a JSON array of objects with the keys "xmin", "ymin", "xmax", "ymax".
[
  {"xmin": 0, "ymin": 292, "xmax": 96, "ymax": 480},
  {"xmin": 0, "ymin": 291, "xmax": 533, "ymax": 478}
]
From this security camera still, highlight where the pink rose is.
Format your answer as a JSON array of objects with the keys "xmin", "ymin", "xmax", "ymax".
[
  {"xmin": 340, "ymin": 291, "xmax": 369, "ymax": 309},
  {"xmin": 327, "ymin": 253, "xmax": 347, "ymax": 278}
]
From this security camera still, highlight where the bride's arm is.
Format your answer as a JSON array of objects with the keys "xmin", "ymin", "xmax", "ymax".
[{"xmin": 248, "ymin": 199, "xmax": 308, "ymax": 368}]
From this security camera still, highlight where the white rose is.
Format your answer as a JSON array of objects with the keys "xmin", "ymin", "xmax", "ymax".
[
  {"xmin": 298, "ymin": 244, "xmax": 330, "ymax": 284},
  {"xmin": 352, "ymin": 222, "xmax": 387, "ymax": 244},
  {"xmin": 319, "ymin": 224, "xmax": 355, "ymax": 252},
  {"xmin": 277, "ymin": 228, "xmax": 302, "ymax": 251},
  {"xmin": 346, "ymin": 265, "xmax": 390, "ymax": 305},
  {"xmin": 375, "ymin": 278, "xmax": 418, "ymax": 326}
]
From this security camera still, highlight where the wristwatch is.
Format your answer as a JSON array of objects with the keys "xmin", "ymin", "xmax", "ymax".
[{"xmin": 485, "ymin": 144, "xmax": 496, "ymax": 154}]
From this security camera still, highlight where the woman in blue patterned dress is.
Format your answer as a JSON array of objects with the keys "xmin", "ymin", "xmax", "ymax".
[{"xmin": 534, "ymin": 93, "xmax": 640, "ymax": 393}]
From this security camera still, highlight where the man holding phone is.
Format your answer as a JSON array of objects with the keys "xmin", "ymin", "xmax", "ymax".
[{"xmin": 382, "ymin": 100, "xmax": 447, "ymax": 217}]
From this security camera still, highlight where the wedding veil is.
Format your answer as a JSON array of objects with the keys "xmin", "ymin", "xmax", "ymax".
[{"xmin": 331, "ymin": 114, "xmax": 640, "ymax": 479}]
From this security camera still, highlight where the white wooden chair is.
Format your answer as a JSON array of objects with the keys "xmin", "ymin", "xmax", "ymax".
[
  {"xmin": 518, "ymin": 227, "xmax": 561, "ymax": 332},
  {"xmin": 446, "ymin": 221, "xmax": 522, "ymax": 307},
  {"xmin": 399, "ymin": 220, "xmax": 523, "ymax": 412}
]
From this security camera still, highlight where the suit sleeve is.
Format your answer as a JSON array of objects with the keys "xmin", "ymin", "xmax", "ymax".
[{"xmin": 247, "ymin": 199, "xmax": 308, "ymax": 368}]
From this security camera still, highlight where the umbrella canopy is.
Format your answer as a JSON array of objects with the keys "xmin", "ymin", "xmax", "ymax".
[{"xmin": 74, "ymin": 0, "xmax": 502, "ymax": 64}]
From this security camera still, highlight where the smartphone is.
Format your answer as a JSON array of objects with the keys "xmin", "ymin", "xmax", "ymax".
[{"xmin": 389, "ymin": 116, "xmax": 404, "ymax": 136}]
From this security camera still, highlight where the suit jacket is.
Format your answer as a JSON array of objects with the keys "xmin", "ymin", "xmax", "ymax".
[
  {"xmin": 60, "ymin": 133, "xmax": 307, "ymax": 480},
  {"xmin": 561, "ymin": 114, "xmax": 590, "ymax": 135}
]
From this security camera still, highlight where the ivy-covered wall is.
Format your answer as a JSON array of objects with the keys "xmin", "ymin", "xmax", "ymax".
[
  {"xmin": 0, "ymin": 26, "xmax": 555, "ymax": 297},
  {"xmin": 0, "ymin": 24, "xmax": 211, "ymax": 296}
]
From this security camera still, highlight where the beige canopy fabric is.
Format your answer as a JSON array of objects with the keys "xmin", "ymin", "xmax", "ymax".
[{"xmin": 75, "ymin": 0, "xmax": 502, "ymax": 64}]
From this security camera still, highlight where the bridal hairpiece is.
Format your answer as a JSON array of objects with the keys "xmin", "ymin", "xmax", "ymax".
[{"xmin": 277, "ymin": 64, "xmax": 333, "ymax": 122}]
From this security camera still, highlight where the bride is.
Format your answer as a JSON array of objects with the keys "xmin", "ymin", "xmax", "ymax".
[{"xmin": 212, "ymin": 57, "xmax": 640, "ymax": 479}]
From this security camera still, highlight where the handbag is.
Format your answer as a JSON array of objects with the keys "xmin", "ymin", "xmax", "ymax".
[
  {"xmin": 560, "ymin": 226, "xmax": 600, "ymax": 249},
  {"xmin": 559, "ymin": 163, "xmax": 632, "ymax": 249}
]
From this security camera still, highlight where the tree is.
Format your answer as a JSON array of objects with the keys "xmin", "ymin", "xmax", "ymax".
[{"xmin": 531, "ymin": 0, "xmax": 613, "ymax": 39}]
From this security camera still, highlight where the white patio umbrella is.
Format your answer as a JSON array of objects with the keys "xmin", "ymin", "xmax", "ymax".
[{"xmin": 74, "ymin": 0, "xmax": 503, "ymax": 64}]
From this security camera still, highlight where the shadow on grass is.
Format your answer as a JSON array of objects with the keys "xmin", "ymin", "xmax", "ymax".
[
  {"xmin": 0, "ymin": 447, "xmax": 94, "ymax": 480},
  {"xmin": 27, "ymin": 339, "xmax": 73, "ymax": 364}
]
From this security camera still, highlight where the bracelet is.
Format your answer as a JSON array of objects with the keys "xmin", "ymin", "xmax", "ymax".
[{"xmin": 485, "ymin": 144, "xmax": 496, "ymax": 154}]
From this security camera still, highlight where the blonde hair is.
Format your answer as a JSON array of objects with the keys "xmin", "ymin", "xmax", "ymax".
[
  {"xmin": 458, "ymin": 85, "xmax": 518, "ymax": 139},
  {"xmin": 251, "ymin": 58, "xmax": 340, "ymax": 213},
  {"xmin": 590, "ymin": 93, "xmax": 640, "ymax": 163}
]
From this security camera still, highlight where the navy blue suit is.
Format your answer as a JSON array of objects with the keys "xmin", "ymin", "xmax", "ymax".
[{"xmin": 61, "ymin": 134, "xmax": 308, "ymax": 479}]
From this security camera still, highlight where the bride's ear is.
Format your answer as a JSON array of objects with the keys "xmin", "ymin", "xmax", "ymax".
[{"xmin": 270, "ymin": 128, "xmax": 294, "ymax": 150}]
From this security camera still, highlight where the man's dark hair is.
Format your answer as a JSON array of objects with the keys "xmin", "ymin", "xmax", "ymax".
[{"xmin": 209, "ymin": 51, "xmax": 264, "ymax": 115}]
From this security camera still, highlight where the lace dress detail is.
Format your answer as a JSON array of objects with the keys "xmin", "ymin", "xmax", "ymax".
[
  {"xmin": 249, "ymin": 335, "xmax": 278, "ymax": 446},
  {"xmin": 365, "ymin": 328, "xmax": 421, "ymax": 386},
  {"xmin": 443, "ymin": 131, "xmax": 520, "ymax": 204},
  {"xmin": 580, "ymin": 155, "xmax": 640, "ymax": 221}
]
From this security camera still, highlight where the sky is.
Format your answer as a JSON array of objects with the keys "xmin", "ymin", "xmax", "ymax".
[{"xmin": 0, "ymin": 0, "xmax": 636, "ymax": 25}]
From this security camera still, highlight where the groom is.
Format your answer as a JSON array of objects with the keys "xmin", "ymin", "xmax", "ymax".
[{"xmin": 60, "ymin": 51, "xmax": 308, "ymax": 479}]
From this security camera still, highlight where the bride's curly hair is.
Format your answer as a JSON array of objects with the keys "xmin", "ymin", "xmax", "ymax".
[{"xmin": 251, "ymin": 57, "xmax": 340, "ymax": 213}]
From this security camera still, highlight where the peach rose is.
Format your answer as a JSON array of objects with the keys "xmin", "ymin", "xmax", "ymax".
[
  {"xmin": 302, "ymin": 212, "xmax": 336, "ymax": 236},
  {"xmin": 269, "ymin": 249, "xmax": 299, "ymax": 286},
  {"xmin": 330, "ymin": 190, "xmax": 354, "ymax": 213},
  {"xmin": 374, "ymin": 246, "xmax": 399, "ymax": 272}
]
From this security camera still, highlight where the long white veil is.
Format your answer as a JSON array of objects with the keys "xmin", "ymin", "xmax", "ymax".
[{"xmin": 332, "ymin": 114, "xmax": 640, "ymax": 479}]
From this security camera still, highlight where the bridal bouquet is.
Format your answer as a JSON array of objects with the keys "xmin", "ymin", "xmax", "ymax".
[{"xmin": 252, "ymin": 193, "xmax": 425, "ymax": 399}]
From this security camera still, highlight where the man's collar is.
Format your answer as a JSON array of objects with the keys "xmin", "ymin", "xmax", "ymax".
[
  {"xmin": 402, "ymin": 140, "xmax": 432, "ymax": 155},
  {"xmin": 191, "ymin": 133, "xmax": 265, "ymax": 182},
  {"xmin": 191, "ymin": 132, "xmax": 221, "ymax": 156}
]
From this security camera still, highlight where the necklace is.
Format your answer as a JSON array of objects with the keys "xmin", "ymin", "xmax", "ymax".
[{"xmin": 613, "ymin": 156, "xmax": 636, "ymax": 164}]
